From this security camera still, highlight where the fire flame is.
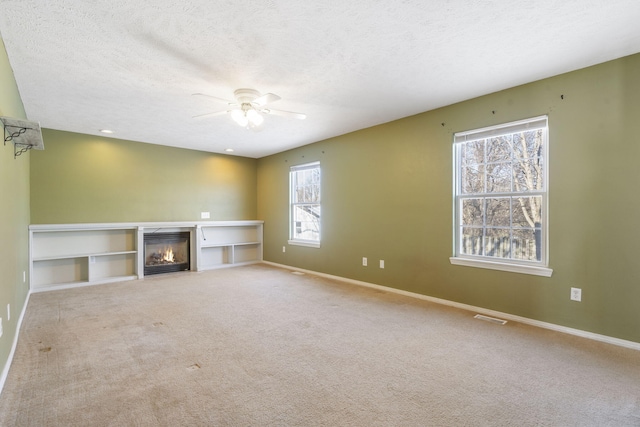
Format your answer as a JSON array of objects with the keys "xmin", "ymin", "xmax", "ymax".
[{"xmin": 162, "ymin": 246, "xmax": 175, "ymax": 263}]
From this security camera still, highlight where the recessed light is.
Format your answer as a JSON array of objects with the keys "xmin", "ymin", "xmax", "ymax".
[
  {"xmin": 99, "ymin": 129, "xmax": 114, "ymax": 134},
  {"xmin": 225, "ymin": 148, "xmax": 234, "ymax": 152}
]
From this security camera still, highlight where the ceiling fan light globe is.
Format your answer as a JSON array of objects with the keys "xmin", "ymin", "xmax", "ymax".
[
  {"xmin": 231, "ymin": 109, "xmax": 248, "ymax": 127},
  {"xmin": 247, "ymin": 109, "xmax": 264, "ymax": 126}
]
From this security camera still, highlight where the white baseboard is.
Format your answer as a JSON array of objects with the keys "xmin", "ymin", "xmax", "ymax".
[
  {"xmin": 263, "ymin": 261, "xmax": 640, "ymax": 351},
  {"xmin": 0, "ymin": 290, "xmax": 31, "ymax": 395}
]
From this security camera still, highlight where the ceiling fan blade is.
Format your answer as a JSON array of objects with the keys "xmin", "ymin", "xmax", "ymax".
[
  {"xmin": 192, "ymin": 93, "xmax": 235, "ymax": 105},
  {"xmin": 192, "ymin": 110, "xmax": 229, "ymax": 119},
  {"xmin": 253, "ymin": 92, "xmax": 281, "ymax": 107},
  {"xmin": 263, "ymin": 108, "xmax": 306, "ymax": 120}
]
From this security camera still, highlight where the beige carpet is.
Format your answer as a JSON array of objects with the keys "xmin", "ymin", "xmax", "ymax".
[{"xmin": 1, "ymin": 264, "xmax": 639, "ymax": 426}]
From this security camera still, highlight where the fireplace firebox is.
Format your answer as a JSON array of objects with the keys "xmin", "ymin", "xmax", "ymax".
[{"xmin": 143, "ymin": 232, "xmax": 190, "ymax": 276}]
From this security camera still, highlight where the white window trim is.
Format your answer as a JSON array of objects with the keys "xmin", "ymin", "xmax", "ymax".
[
  {"xmin": 289, "ymin": 161, "xmax": 321, "ymax": 248},
  {"xmin": 288, "ymin": 239, "xmax": 321, "ymax": 248},
  {"xmin": 449, "ymin": 257, "xmax": 552, "ymax": 277},
  {"xmin": 451, "ymin": 116, "xmax": 553, "ymax": 277}
]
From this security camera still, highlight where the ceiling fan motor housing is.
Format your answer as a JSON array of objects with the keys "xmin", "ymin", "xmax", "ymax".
[{"xmin": 234, "ymin": 88, "xmax": 261, "ymax": 104}]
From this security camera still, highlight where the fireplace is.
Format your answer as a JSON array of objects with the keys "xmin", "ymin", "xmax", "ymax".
[{"xmin": 143, "ymin": 232, "xmax": 190, "ymax": 276}]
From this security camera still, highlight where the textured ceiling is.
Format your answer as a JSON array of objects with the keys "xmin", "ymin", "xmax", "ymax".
[{"xmin": 1, "ymin": 1, "xmax": 639, "ymax": 158}]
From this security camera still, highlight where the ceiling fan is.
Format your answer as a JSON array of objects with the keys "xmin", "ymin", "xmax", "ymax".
[{"xmin": 192, "ymin": 88, "xmax": 306, "ymax": 128}]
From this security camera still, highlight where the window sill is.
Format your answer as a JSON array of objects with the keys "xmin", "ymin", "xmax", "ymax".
[
  {"xmin": 449, "ymin": 257, "xmax": 553, "ymax": 277},
  {"xmin": 288, "ymin": 240, "xmax": 321, "ymax": 249}
]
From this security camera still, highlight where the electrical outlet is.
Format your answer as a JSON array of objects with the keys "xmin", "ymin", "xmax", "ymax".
[
  {"xmin": 200, "ymin": 212, "xmax": 210, "ymax": 219},
  {"xmin": 282, "ymin": 246, "xmax": 286, "ymax": 253},
  {"xmin": 570, "ymin": 287, "xmax": 582, "ymax": 302},
  {"xmin": 379, "ymin": 260, "xmax": 385, "ymax": 269},
  {"xmin": 6, "ymin": 304, "xmax": 10, "ymax": 321},
  {"xmin": 0, "ymin": 317, "xmax": 3, "ymax": 338},
  {"xmin": 362, "ymin": 257, "xmax": 368, "ymax": 266},
  {"xmin": 23, "ymin": 271, "xmax": 26, "ymax": 283}
]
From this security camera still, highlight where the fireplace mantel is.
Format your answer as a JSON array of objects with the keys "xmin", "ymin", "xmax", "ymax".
[{"xmin": 29, "ymin": 221, "xmax": 264, "ymax": 292}]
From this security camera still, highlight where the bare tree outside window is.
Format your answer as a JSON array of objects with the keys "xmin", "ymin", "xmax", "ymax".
[{"xmin": 455, "ymin": 118, "xmax": 547, "ymax": 264}]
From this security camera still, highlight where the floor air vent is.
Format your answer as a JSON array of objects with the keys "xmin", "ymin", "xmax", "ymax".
[{"xmin": 474, "ymin": 314, "xmax": 507, "ymax": 325}]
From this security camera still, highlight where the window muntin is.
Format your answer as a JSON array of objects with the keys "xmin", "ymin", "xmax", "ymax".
[
  {"xmin": 289, "ymin": 161, "xmax": 321, "ymax": 246},
  {"xmin": 453, "ymin": 117, "xmax": 548, "ymax": 268}
]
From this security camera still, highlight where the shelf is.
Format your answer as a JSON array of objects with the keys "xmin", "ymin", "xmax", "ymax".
[
  {"xmin": 33, "ymin": 280, "xmax": 88, "ymax": 290},
  {"xmin": 32, "ymin": 257, "xmax": 89, "ymax": 288},
  {"xmin": 34, "ymin": 250, "xmax": 138, "ymax": 262},
  {"xmin": 90, "ymin": 253, "xmax": 136, "ymax": 281},
  {"xmin": 199, "ymin": 246, "xmax": 230, "ymax": 267},
  {"xmin": 31, "ymin": 275, "xmax": 139, "ymax": 293},
  {"xmin": 31, "ymin": 228, "xmax": 137, "ymax": 260},
  {"xmin": 199, "ymin": 243, "xmax": 261, "ymax": 268},
  {"xmin": 201, "ymin": 241, "xmax": 260, "ymax": 248},
  {"xmin": 234, "ymin": 244, "xmax": 260, "ymax": 264},
  {"xmin": 199, "ymin": 226, "xmax": 259, "ymax": 245}
]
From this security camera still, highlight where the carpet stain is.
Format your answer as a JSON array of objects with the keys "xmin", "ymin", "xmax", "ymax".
[
  {"xmin": 187, "ymin": 363, "xmax": 201, "ymax": 371},
  {"xmin": 153, "ymin": 322, "xmax": 165, "ymax": 327},
  {"xmin": 39, "ymin": 347, "xmax": 52, "ymax": 353}
]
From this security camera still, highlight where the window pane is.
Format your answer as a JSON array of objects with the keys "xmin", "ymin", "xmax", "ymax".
[
  {"xmin": 460, "ymin": 227, "xmax": 483, "ymax": 256},
  {"xmin": 461, "ymin": 164, "xmax": 485, "ymax": 194},
  {"xmin": 486, "ymin": 135, "xmax": 512, "ymax": 161},
  {"xmin": 294, "ymin": 185, "xmax": 304, "ymax": 203},
  {"xmin": 485, "ymin": 198, "xmax": 510, "ymax": 227},
  {"xmin": 304, "ymin": 184, "xmax": 314, "ymax": 202},
  {"xmin": 461, "ymin": 198, "xmax": 484, "ymax": 226},
  {"xmin": 513, "ymin": 129, "xmax": 544, "ymax": 160},
  {"xmin": 461, "ymin": 140, "xmax": 484, "ymax": 165},
  {"xmin": 293, "ymin": 171, "xmax": 321, "ymax": 203},
  {"xmin": 311, "ymin": 181, "xmax": 321, "ymax": 202},
  {"xmin": 512, "ymin": 228, "xmax": 541, "ymax": 262},
  {"xmin": 513, "ymin": 158, "xmax": 543, "ymax": 192},
  {"xmin": 512, "ymin": 196, "xmax": 542, "ymax": 228},
  {"xmin": 484, "ymin": 228, "xmax": 511, "ymax": 259},
  {"xmin": 486, "ymin": 161, "xmax": 512, "ymax": 193},
  {"xmin": 292, "ymin": 204, "xmax": 320, "ymax": 241}
]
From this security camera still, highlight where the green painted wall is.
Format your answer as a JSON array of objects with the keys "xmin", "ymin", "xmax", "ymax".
[
  {"xmin": 258, "ymin": 53, "xmax": 640, "ymax": 344},
  {"xmin": 0, "ymin": 35, "xmax": 30, "ymax": 381},
  {"xmin": 30, "ymin": 130, "xmax": 257, "ymax": 224}
]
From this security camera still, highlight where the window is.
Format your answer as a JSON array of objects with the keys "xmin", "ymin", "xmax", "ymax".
[
  {"xmin": 451, "ymin": 116, "xmax": 552, "ymax": 277},
  {"xmin": 289, "ymin": 161, "xmax": 321, "ymax": 247}
]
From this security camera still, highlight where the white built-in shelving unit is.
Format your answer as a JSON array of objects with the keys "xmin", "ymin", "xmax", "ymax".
[
  {"xmin": 29, "ymin": 225, "xmax": 138, "ymax": 291},
  {"xmin": 196, "ymin": 223, "xmax": 263, "ymax": 270},
  {"xmin": 29, "ymin": 221, "xmax": 263, "ymax": 292}
]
